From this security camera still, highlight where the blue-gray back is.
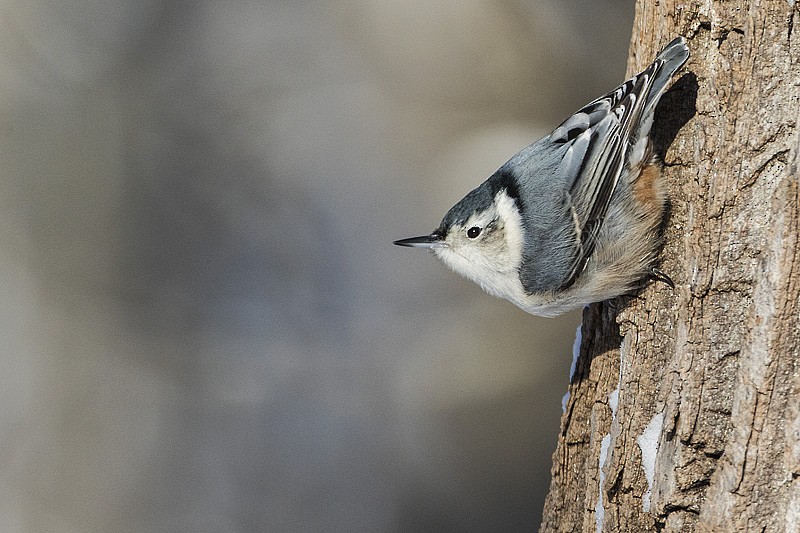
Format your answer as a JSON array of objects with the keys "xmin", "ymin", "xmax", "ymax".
[{"xmin": 510, "ymin": 37, "xmax": 689, "ymax": 294}]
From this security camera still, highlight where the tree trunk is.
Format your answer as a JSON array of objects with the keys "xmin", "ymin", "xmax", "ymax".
[{"xmin": 541, "ymin": 2, "xmax": 800, "ymax": 532}]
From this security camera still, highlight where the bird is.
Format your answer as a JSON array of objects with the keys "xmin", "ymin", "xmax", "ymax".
[{"xmin": 394, "ymin": 37, "xmax": 690, "ymax": 317}]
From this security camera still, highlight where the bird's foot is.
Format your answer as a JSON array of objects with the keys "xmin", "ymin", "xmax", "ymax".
[{"xmin": 649, "ymin": 267, "xmax": 675, "ymax": 289}]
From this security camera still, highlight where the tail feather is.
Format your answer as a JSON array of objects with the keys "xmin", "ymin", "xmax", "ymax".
[{"xmin": 646, "ymin": 36, "xmax": 690, "ymax": 111}]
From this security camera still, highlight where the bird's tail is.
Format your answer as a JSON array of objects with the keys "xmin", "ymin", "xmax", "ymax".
[{"xmin": 644, "ymin": 36, "xmax": 690, "ymax": 114}]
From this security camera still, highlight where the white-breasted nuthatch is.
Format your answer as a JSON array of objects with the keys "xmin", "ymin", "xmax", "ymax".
[{"xmin": 395, "ymin": 37, "xmax": 689, "ymax": 317}]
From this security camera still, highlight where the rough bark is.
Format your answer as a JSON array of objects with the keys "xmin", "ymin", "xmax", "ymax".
[{"xmin": 541, "ymin": 2, "xmax": 800, "ymax": 532}]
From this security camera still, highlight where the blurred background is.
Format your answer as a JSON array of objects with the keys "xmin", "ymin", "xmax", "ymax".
[{"xmin": 0, "ymin": 1, "xmax": 634, "ymax": 531}]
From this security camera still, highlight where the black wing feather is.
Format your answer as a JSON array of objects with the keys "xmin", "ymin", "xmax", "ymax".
[{"xmin": 551, "ymin": 59, "xmax": 665, "ymax": 290}]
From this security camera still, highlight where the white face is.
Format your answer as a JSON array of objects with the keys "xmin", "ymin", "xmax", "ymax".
[{"xmin": 434, "ymin": 190, "xmax": 525, "ymax": 300}]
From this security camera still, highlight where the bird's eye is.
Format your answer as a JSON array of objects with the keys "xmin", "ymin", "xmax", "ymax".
[{"xmin": 466, "ymin": 226, "xmax": 482, "ymax": 239}]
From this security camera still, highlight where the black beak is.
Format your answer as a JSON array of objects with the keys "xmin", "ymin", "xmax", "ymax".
[{"xmin": 393, "ymin": 232, "xmax": 445, "ymax": 249}]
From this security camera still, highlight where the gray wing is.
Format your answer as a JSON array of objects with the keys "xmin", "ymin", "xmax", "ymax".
[{"xmin": 547, "ymin": 37, "xmax": 688, "ymax": 290}]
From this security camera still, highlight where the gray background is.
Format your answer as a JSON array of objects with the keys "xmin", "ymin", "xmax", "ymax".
[{"xmin": 0, "ymin": 1, "xmax": 633, "ymax": 531}]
